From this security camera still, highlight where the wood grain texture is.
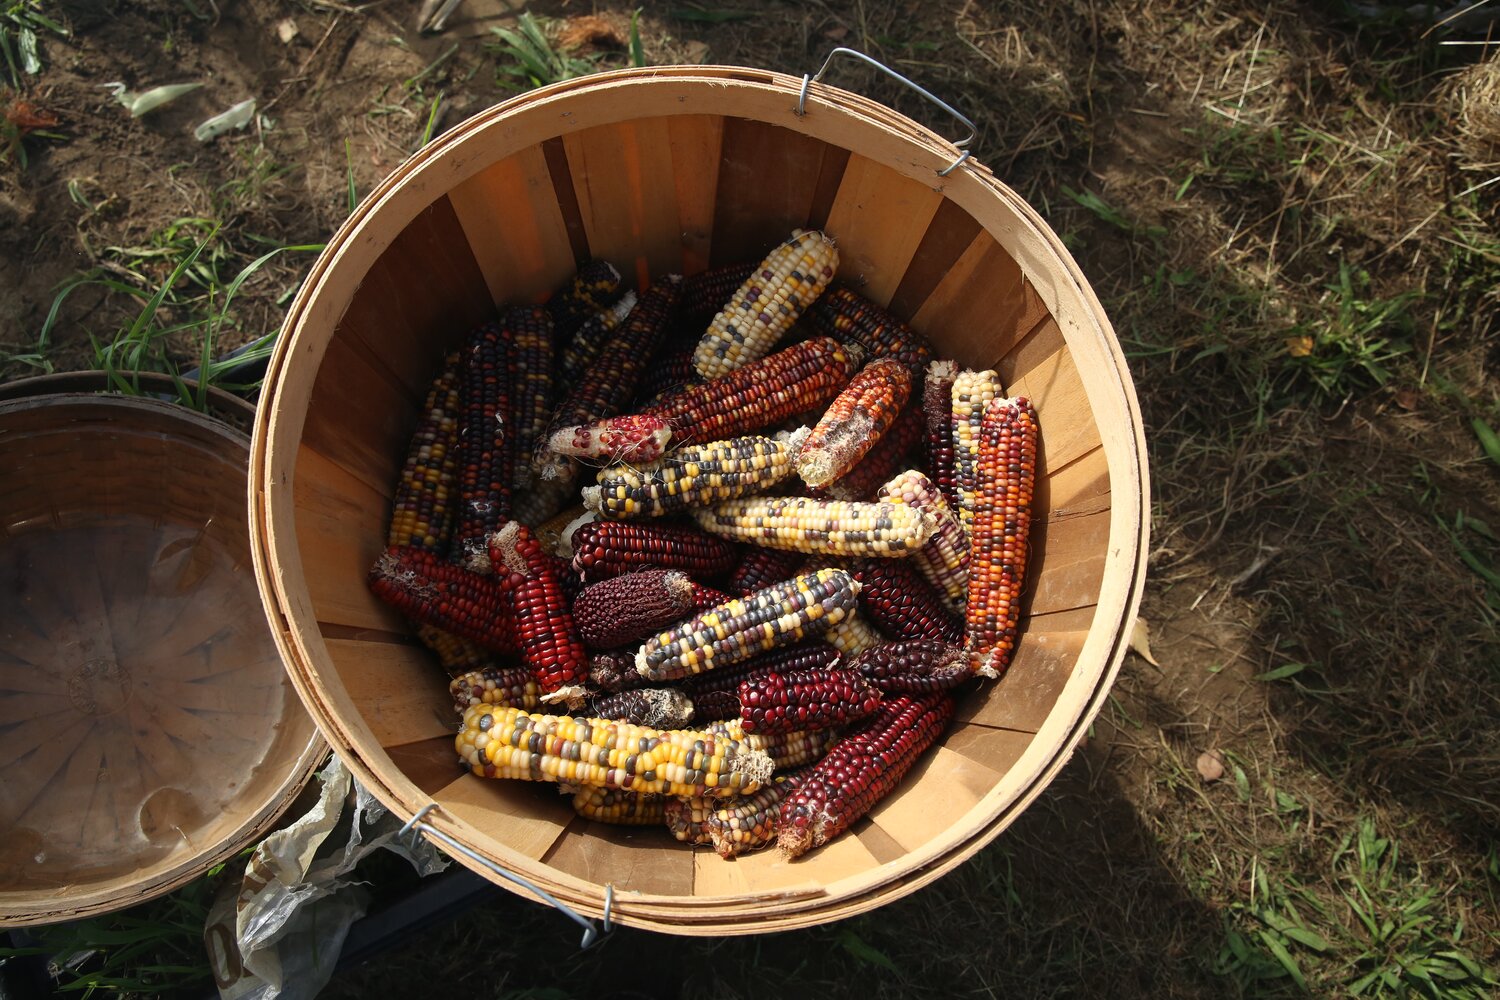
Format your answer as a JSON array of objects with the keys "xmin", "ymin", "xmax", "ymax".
[
  {"xmin": 956, "ymin": 605, "xmax": 1097, "ymax": 733},
  {"xmin": 666, "ymin": 115, "xmax": 725, "ymax": 275},
  {"xmin": 887, "ymin": 197, "xmax": 984, "ymax": 320},
  {"xmin": 823, "ymin": 153, "xmax": 944, "ymax": 306},
  {"xmin": 543, "ymin": 819, "xmax": 696, "ymax": 896},
  {"xmin": 326, "ymin": 638, "xmax": 452, "ymax": 749},
  {"xmin": 710, "ymin": 117, "xmax": 845, "ymax": 264},
  {"xmin": 435, "ymin": 775, "xmax": 573, "ymax": 861},
  {"xmin": 867, "ymin": 743, "xmax": 1014, "ymax": 852},
  {"xmin": 564, "ymin": 119, "xmax": 684, "ymax": 286},
  {"xmin": 450, "ymin": 146, "xmax": 577, "ymax": 306},
  {"xmin": 1027, "ymin": 507, "xmax": 1110, "ymax": 617},
  {"xmin": 1010, "ymin": 343, "xmax": 1102, "ymax": 474},
  {"xmin": 910, "ymin": 232, "xmax": 1050, "ymax": 368}
]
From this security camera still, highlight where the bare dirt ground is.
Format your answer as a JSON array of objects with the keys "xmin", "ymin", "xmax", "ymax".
[{"xmin": 2, "ymin": 0, "xmax": 1498, "ymax": 996}]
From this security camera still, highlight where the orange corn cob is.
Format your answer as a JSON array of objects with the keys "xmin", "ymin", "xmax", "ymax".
[
  {"xmin": 795, "ymin": 358, "xmax": 913, "ymax": 489},
  {"xmin": 642, "ymin": 336, "xmax": 861, "ymax": 446},
  {"xmin": 388, "ymin": 348, "xmax": 463, "ymax": 552},
  {"xmin": 965, "ymin": 396, "xmax": 1037, "ymax": 678},
  {"xmin": 823, "ymin": 401, "xmax": 924, "ymax": 502},
  {"xmin": 487, "ymin": 522, "xmax": 589, "ymax": 707},
  {"xmin": 806, "ymin": 285, "xmax": 934, "ymax": 375}
]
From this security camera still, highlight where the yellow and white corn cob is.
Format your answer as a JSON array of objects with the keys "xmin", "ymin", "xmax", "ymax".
[
  {"xmin": 878, "ymin": 468, "xmax": 970, "ymax": 610},
  {"xmin": 951, "ymin": 369, "xmax": 1004, "ymax": 539},
  {"xmin": 691, "ymin": 496, "xmax": 936, "ymax": 557},
  {"xmin": 568, "ymin": 786, "xmax": 667, "ymax": 826},
  {"xmin": 693, "ymin": 229, "xmax": 839, "ymax": 379},
  {"xmin": 825, "ymin": 612, "xmax": 886, "ymax": 657},
  {"xmin": 456, "ymin": 705, "xmax": 772, "ymax": 797}
]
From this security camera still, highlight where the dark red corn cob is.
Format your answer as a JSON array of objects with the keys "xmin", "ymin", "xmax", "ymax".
[
  {"xmin": 455, "ymin": 322, "xmax": 513, "ymax": 559},
  {"xmin": 851, "ymin": 640, "xmax": 971, "ymax": 695},
  {"xmin": 688, "ymin": 580, "xmax": 734, "ymax": 609},
  {"xmin": 806, "ymin": 285, "xmax": 935, "ymax": 376},
  {"xmin": 851, "ymin": 558, "xmax": 964, "ymax": 643},
  {"xmin": 729, "ymin": 547, "xmax": 806, "ymax": 596},
  {"xmin": 388, "ymin": 348, "xmax": 464, "ymax": 553},
  {"xmin": 545, "ymin": 553, "xmax": 584, "ymax": 605},
  {"xmin": 588, "ymin": 687, "xmax": 695, "ymax": 729},
  {"xmin": 965, "ymin": 396, "xmax": 1038, "ymax": 679},
  {"xmin": 449, "ymin": 666, "xmax": 541, "ymax": 714},
  {"xmin": 640, "ymin": 336, "xmax": 861, "ymax": 447},
  {"xmin": 680, "ymin": 262, "xmax": 756, "ymax": 324},
  {"xmin": 502, "ymin": 305, "xmax": 556, "ymax": 490},
  {"xmin": 368, "ymin": 546, "xmax": 517, "ymax": 655},
  {"xmin": 487, "ymin": 521, "xmax": 589, "ymax": 708},
  {"xmin": 546, "ymin": 259, "xmax": 624, "ymax": 344},
  {"xmin": 572, "ymin": 569, "xmax": 697, "ymax": 649},
  {"xmin": 737, "ymin": 667, "xmax": 880, "ymax": 735},
  {"xmin": 777, "ymin": 694, "xmax": 955, "ymax": 858},
  {"xmin": 587, "ymin": 648, "xmax": 653, "ymax": 693},
  {"xmin": 684, "ymin": 643, "xmax": 842, "ymax": 722},
  {"xmin": 923, "ymin": 359, "xmax": 960, "ymax": 518},
  {"xmin": 634, "ymin": 348, "xmax": 701, "ymax": 407},
  {"xmin": 568, "ymin": 520, "xmax": 738, "ymax": 584},
  {"xmin": 825, "ymin": 402, "xmax": 925, "ymax": 502}
]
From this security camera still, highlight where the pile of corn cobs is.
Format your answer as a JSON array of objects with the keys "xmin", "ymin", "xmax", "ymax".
[{"xmin": 369, "ymin": 230, "xmax": 1039, "ymax": 860}]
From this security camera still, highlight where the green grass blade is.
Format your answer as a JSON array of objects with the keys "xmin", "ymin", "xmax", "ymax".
[
  {"xmin": 1258, "ymin": 932, "xmax": 1308, "ymax": 991},
  {"xmin": 629, "ymin": 8, "xmax": 645, "ymax": 67},
  {"xmin": 1472, "ymin": 418, "xmax": 1500, "ymax": 469}
]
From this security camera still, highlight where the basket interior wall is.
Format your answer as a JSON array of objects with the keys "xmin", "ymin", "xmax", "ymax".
[{"xmin": 289, "ymin": 114, "xmax": 1113, "ymax": 897}]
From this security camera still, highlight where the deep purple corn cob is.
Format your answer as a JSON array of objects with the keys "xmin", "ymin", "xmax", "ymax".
[
  {"xmin": 806, "ymin": 284, "xmax": 935, "ymax": 376},
  {"xmin": 851, "ymin": 640, "xmax": 972, "ymax": 695},
  {"xmin": 737, "ymin": 667, "xmax": 881, "ymax": 735},
  {"xmin": 455, "ymin": 322, "xmax": 513, "ymax": 559},
  {"xmin": 569, "ymin": 520, "xmax": 739, "ymax": 584},
  {"xmin": 571, "ymin": 569, "xmax": 696, "ymax": 649},
  {"xmin": 851, "ymin": 558, "xmax": 964, "ymax": 643}
]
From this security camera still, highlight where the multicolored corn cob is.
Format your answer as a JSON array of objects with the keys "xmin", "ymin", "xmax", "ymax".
[
  {"xmin": 450, "ymin": 666, "xmax": 542, "ymax": 714},
  {"xmin": 569, "ymin": 786, "xmax": 667, "ymax": 826},
  {"xmin": 643, "ymin": 336, "xmax": 861, "ymax": 447},
  {"xmin": 666, "ymin": 771, "xmax": 806, "ymax": 857},
  {"xmin": 511, "ymin": 477, "xmax": 574, "ymax": 530},
  {"xmin": 694, "ymin": 230, "xmax": 839, "ymax": 379},
  {"xmin": 586, "ymin": 648, "xmax": 652, "ymax": 693},
  {"xmin": 367, "ymin": 546, "xmax": 517, "ymax": 655},
  {"xmin": 558, "ymin": 290, "xmax": 638, "ymax": 386},
  {"xmin": 850, "ymin": 558, "xmax": 964, "ymax": 643},
  {"xmin": 737, "ymin": 666, "xmax": 881, "ymax": 735},
  {"xmin": 824, "ymin": 612, "xmax": 886, "ymax": 657},
  {"xmin": 729, "ymin": 547, "xmax": 807, "ymax": 597},
  {"xmin": 548, "ymin": 260, "xmax": 624, "ymax": 347},
  {"xmin": 571, "ymin": 569, "xmax": 696, "ymax": 649},
  {"xmin": 691, "ymin": 496, "xmax": 936, "ymax": 557},
  {"xmin": 633, "ymin": 347, "xmax": 701, "ymax": 408},
  {"xmin": 852, "ymin": 640, "xmax": 971, "ymax": 695},
  {"xmin": 417, "ymin": 624, "xmax": 494, "ymax": 675},
  {"xmin": 923, "ymin": 360, "xmax": 960, "ymax": 517},
  {"xmin": 706, "ymin": 719, "xmax": 842, "ymax": 770},
  {"xmin": 487, "ymin": 522, "xmax": 589, "ymax": 707},
  {"xmin": 806, "ymin": 285, "xmax": 934, "ymax": 375},
  {"xmin": 679, "ymin": 261, "xmax": 756, "ymax": 324},
  {"xmin": 582, "ymin": 428, "xmax": 808, "ymax": 520},
  {"xmin": 878, "ymin": 469, "xmax": 969, "ymax": 611},
  {"xmin": 456, "ymin": 705, "xmax": 773, "ymax": 797},
  {"xmin": 777, "ymin": 694, "xmax": 954, "ymax": 857},
  {"xmin": 503, "ymin": 306, "xmax": 556, "ymax": 490},
  {"xmin": 684, "ymin": 642, "xmax": 843, "ymax": 721},
  {"xmin": 965, "ymin": 396, "xmax": 1037, "ymax": 678},
  {"xmin": 569, "ymin": 520, "xmax": 739, "ymax": 584},
  {"xmin": 795, "ymin": 358, "xmax": 913, "ymax": 489},
  {"xmin": 455, "ymin": 323, "xmax": 512, "ymax": 558},
  {"xmin": 547, "ymin": 414, "xmax": 672, "ymax": 466},
  {"xmin": 588, "ymin": 687, "xmax": 695, "ymax": 730},
  {"xmin": 951, "ymin": 368, "xmax": 1004, "ymax": 538},
  {"xmin": 388, "ymin": 348, "xmax": 463, "ymax": 552},
  {"xmin": 823, "ymin": 401, "xmax": 924, "ymax": 502},
  {"xmin": 635, "ymin": 569, "xmax": 860, "ymax": 682}
]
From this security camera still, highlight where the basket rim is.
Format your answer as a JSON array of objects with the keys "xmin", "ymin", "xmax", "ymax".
[
  {"xmin": 0, "ymin": 392, "xmax": 326, "ymax": 927},
  {"xmin": 249, "ymin": 66, "xmax": 1149, "ymax": 933}
]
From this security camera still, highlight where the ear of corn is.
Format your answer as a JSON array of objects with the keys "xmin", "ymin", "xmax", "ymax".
[
  {"xmin": 547, "ymin": 260, "xmax": 624, "ymax": 343},
  {"xmin": 635, "ymin": 569, "xmax": 860, "ymax": 683},
  {"xmin": 582, "ymin": 428, "xmax": 808, "ymax": 520},
  {"xmin": 487, "ymin": 522, "xmax": 589, "ymax": 708},
  {"xmin": 456, "ymin": 705, "xmax": 773, "ymax": 798},
  {"xmin": 878, "ymin": 469, "xmax": 970, "ymax": 611},
  {"xmin": 455, "ymin": 322, "xmax": 514, "ymax": 559},
  {"xmin": 922, "ymin": 360, "xmax": 960, "ymax": 518},
  {"xmin": 964, "ymin": 396, "xmax": 1038, "ymax": 678},
  {"xmin": 503, "ymin": 305, "xmax": 557, "ymax": 491},
  {"xmin": 450, "ymin": 666, "xmax": 542, "ymax": 714},
  {"xmin": 547, "ymin": 414, "xmax": 672, "ymax": 466},
  {"xmin": 706, "ymin": 719, "xmax": 842, "ymax": 770},
  {"xmin": 684, "ymin": 642, "xmax": 842, "ymax": 722},
  {"xmin": 587, "ymin": 648, "xmax": 653, "ymax": 693},
  {"xmin": 806, "ymin": 285, "xmax": 934, "ymax": 376},
  {"xmin": 737, "ymin": 666, "xmax": 881, "ymax": 735},
  {"xmin": 823, "ymin": 612, "xmax": 886, "ymax": 657},
  {"xmin": 418, "ymin": 624, "xmax": 495, "ymax": 676},
  {"xmin": 694, "ymin": 229, "xmax": 839, "ymax": 379},
  {"xmin": 729, "ymin": 547, "xmax": 807, "ymax": 597},
  {"xmin": 388, "ymin": 348, "xmax": 464, "ymax": 552},
  {"xmin": 568, "ymin": 520, "xmax": 739, "ymax": 584},
  {"xmin": 951, "ymin": 368, "xmax": 1005, "ymax": 540},
  {"xmin": 667, "ymin": 770, "xmax": 807, "ymax": 858},
  {"xmin": 643, "ymin": 336, "xmax": 861, "ymax": 447},
  {"xmin": 569, "ymin": 785, "xmax": 667, "ymax": 826},
  {"xmin": 691, "ymin": 496, "xmax": 937, "ymax": 557},
  {"xmin": 687, "ymin": 580, "xmax": 734, "ymax": 610},
  {"xmin": 776, "ymin": 694, "xmax": 955, "ymax": 858},
  {"xmin": 571, "ymin": 569, "xmax": 697, "ymax": 649},
  {"xmin": 588, "ymin": 687, "xmax": 696, "ymax": 729},
  {"xmin": 680, "ymin": 261, "xmax": 757, "ymax": 325},
  {"xmin": 823, "ymin": 401, "xmax": 925, "ymax": 502},
  {"xmin": 852, "ymin": 640, "xmax": 972, "ymax": 695},
  {"xmin": 850, "ymin": 558, "xmax": 964, "ymax": 643},
  {"xmin": 558, "ymin": 289, "xmax": 638, "ymax": 386},
  {"xmin": 633, "ymin": 347, "xmax": 703, "ymax": 409},
  {"xmin": 368, "ymin": 546, "xmax": 517, "ymax": 655},
  {"xmin": 796, "ymin": 358, "xmax": 913, "ymax": 489}
]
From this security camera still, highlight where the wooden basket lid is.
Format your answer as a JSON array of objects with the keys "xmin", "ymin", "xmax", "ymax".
[{"xmin": 0, "ymin": 393, "xmax": 326, "ymax": 927}]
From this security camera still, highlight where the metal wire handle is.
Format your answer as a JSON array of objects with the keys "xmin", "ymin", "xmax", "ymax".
[
  {"xmin": 401, "ymin": 803, "xmax": 614, "ymax": 948},
  {"xmin": 797, "ymin": 46, "xmax": 976, "ymax": 177}
]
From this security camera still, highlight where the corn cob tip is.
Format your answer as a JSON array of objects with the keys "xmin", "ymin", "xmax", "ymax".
[
  {"xmin": 539, "ymin": 683, "xmax": 590, "ymax": 710},
  {"xmin": 558, "ymin": 511, "xmax": 597, "ymax": 557},
  {"xmin": 581, "ymin": 485, "xmax": 602, "ymax": 513},
  {"xmin": 927, "ymin": 358, "xmax": 957, "ymax": 380},
  {"xmin": 775, "ymin": 425, "xmax": 812, "ymax": 452}
]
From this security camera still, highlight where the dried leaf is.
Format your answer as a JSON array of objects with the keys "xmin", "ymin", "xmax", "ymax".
[
  {"xmin": 1196, "ymin": 750, "xmax": 1225, "ymax": 782},
  {"xmin": 1284, "ymin": 335, "xmax": 1314, "ymax": 358},
  {"xmin": 1394, "ymin": 387, "xmax": 1421, "ymax": 411},
  {"xmin": 559, "ymin": 15, "xmax": 625, "ymax": 50},
  {"xmin": 1127, "ymin": 616, "xmax": 1159, "ymax": 666}
]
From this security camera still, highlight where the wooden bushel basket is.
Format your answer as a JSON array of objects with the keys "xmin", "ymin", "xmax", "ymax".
[
  {"xmin": 0, "ymin": 390, "xmax": 325, "ymax": 926},
  {"xmin": 250, "ymin": 59, "xmax": 1148, "ymax": 934}
]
